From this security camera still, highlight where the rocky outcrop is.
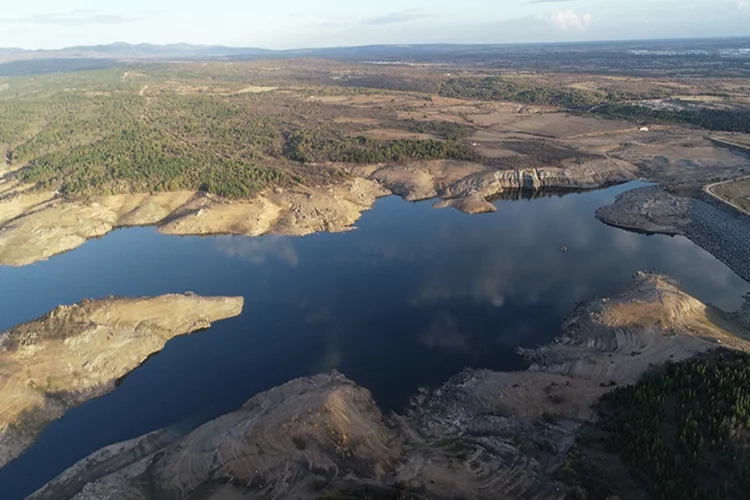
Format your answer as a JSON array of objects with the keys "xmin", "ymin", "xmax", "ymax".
[
  {"xmin": 0, "ymin": 294, "xmax": 244, "ymax": 469},
  {"xmin": 32, "ymin": 371, "xmax": 585, "ymax": 500},
  {"xmin": 31, "ymin": 274, "xmax": 750, "ymax": 500},
  {"xmin": 356, "ymin": 158, "xmax": 638, "ymax": 214},
  {"xmin": 158, "ymin": 177, "xmax": 388, "ymax": 237},
  {"xmin": 595, "ymin": 185, "xmax": 689, "ymax": 235},
  {"xmin": 0, "ymin": 189, "xmax": 196, "ymax": 266}
]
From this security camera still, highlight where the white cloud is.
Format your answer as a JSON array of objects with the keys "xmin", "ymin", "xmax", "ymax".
[
  {"xmin": 541, "ymin": 10, "xmax": 592, "ymax": 30},
  {"xmin": 739, "ymin": 0, "xmax": 750, "ymax": 10}
]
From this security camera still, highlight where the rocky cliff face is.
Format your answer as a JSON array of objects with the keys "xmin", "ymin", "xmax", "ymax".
[
  {"xmin": 0, "ymin": 294, "xmax": 244, "ymax": 469},
  {"xmin": 30, "ymin": 274, "xmax": 750, "ymax": 500},
  {"xmin": 356, "ymin": 158, "xmax": 638, "ymax": 214}
]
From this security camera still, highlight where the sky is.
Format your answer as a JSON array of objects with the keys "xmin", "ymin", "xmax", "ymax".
[{"xmin": 1, "ymin": 0, "xmax": 750, "ymax": 50}]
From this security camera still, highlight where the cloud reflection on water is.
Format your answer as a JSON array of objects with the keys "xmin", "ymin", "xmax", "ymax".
[{"xmin": 213, "ymin": 235, "xmax": 299, "ymax": 266}]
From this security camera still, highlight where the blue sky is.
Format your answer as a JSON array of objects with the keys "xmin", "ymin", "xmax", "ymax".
[{"xmin": 1, "ymin": 0, "xmax": 749, "ymax": 49}]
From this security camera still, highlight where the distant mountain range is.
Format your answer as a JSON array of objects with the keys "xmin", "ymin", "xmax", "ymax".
[
  {"xmin": 1, "ymin": 38, "xmax": 749, "ymax": 78},
  {"xmin": 0, "ymin": 42, "xmax": 277, "ymax": 60},
  {"xmin": 3, "ymin": 38, "xmax": 750, "ymax": 63}
]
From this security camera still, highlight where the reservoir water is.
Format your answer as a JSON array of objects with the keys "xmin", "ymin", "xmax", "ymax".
[{"xmin": 0, "ymin": 181, "xmax": 748, "ymax": 498}]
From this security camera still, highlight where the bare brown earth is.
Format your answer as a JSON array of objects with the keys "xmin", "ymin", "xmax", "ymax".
[
  {"xmin": 0, "ymin": 294, "xmax": 244, "ymax": 469},
  {"xmin": 30, "ymin": 273, "xmax": 750, "ymax": 500}
]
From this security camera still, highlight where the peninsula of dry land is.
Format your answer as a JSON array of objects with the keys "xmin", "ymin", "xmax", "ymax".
[{"xmin": 0, "ymin": 293, "xmax": 244, "ymax": 469}]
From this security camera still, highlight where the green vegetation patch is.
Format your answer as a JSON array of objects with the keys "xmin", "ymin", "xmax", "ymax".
[
  {"xmin": 17, "ymin": 123, "xmax": 293, "ymax": 198},
  {"xmin": 590, "ymin": 352, "xmax": 750, "ymax": 500},
  {"xmin": 3, "ymin": 68, "xmax": 486, "ymax": 199},
  {"xmin": 439, "ymin": 76, "xmax": 750, "ymax": 134},
  {"xmin": 283, "ymin": 128, "xmax": 478, "ymax": 164},
  {"xmin": 439, "ymin": 76, "xmax": 608, "ymax": 109},
  {"xmin": 396, "ymin": 118, "xmax": 473, "ymax": 141},
  {"xmin": 590, "ymin": 102, "xmax": 750, "ymax": 134}
]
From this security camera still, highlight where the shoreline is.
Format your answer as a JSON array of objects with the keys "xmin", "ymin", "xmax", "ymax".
[
  {"xmin": 596, "ymin": 185, "xmax": 750, "ymax": 283},
  {"xmin": 0, "ymin": 159, "xmax": 638, "ymax": 267},
  {"xmin": 25, "ymin": 273, "xmax": 750, "ymax": 500}
]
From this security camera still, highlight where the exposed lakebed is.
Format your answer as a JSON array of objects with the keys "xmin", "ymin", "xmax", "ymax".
[{"xmin": 1, "ymin": 181, "xmax": 748, "ymax": 499}]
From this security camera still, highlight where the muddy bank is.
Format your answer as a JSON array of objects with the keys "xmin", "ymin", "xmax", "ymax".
[
  {"xmin": 597, "ymin": 186, "xmax": 750, "ymax": 282},
  {"xmin": 0, "ymin": 294, "xmax": 244, "ymax": 469},
  {"xmin": 0, "ymin": 157, "xmax": 637, "ymax": 266},
  {"xmin": 31, "ymin": 273, "xmax": 750, "ymax": 500}
]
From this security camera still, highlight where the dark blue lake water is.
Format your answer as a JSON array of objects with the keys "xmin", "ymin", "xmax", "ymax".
[{"xmin": 1, "ymin": 182, "xmax": 748, "ymax": 498}]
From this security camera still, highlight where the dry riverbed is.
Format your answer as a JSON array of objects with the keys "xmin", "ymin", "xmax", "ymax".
[
  {"xmin": 29, "ymin": 273, "xmax": 750, "ymax": 500},
  {"xmin": 0, "ymin": 294, "xmax": 244, "ymax": 469}
]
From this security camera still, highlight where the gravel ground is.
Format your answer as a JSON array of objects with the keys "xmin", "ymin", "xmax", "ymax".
[{"xmin": 685, "ymin": 194, "xmax": 750, "ymax": 283}]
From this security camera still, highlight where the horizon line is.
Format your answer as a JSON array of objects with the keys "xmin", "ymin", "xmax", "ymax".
[{"xmin": 3, "ymin": 34, "xmax": 750, "ymax": 53}]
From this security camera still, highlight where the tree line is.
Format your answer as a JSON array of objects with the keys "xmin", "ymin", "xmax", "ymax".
[{"xmin": 595, "ymin": 352, "xmax": 750, "ymax": 500}]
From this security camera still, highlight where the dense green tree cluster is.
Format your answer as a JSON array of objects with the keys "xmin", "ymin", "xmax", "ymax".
[
  {"xmin": 144, "ymin": 93, "xmax": 285, "ymax": 160},
  {"xmin": 3, "ymin": 69, "xmax": 475, "ymax": 198},
  {"xmin": 597, "ymin": 352, "xmax": 750, "ymax": 500},
  {"xmin": 283, "ymin": 129, "xmax": 477, "ymax": 164},
  {"xmin": 0, "ymin": 72, "xmax": 300, "ymax": 198},
  {"xmin": 438, "ymin": 76, "xmax": 606, "ymax": 109},
  {"xmin": 3, "ymin": 67, "xmax": 480, "ymax": 198},
  {"xmin": 397, "ymin": 119, "xmax": 472, "ymax": 141},
  {"xmin": 591, "ymin": 103, "xmax": 750, "ymax": 133},
  {"xmin": 17, "ymin": 123, "xmax": 293, "ymax": 198},
  {"xmin": 0, "ymin": 101, "xmax": 45, "ymax": 146}
]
